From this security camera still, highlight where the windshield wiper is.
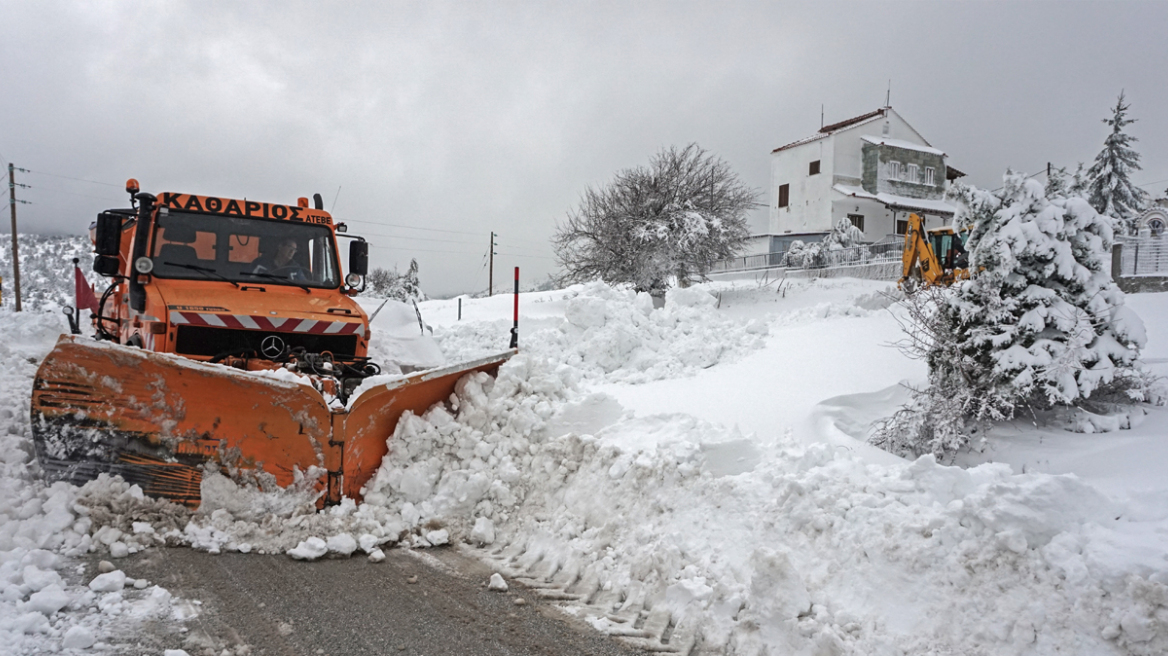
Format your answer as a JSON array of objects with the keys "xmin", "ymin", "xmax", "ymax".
[
  {"xmin": 163, "ymin": 262, "xmax": 240, "ymax": 288},
  {"xmin": 239, "ymin": 271, "xmax": 312, "ymax": 293}
]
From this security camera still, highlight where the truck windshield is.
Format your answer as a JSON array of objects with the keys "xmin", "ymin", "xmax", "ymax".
[{"xmin": 150, "ymin": 211, "xmax": 340, "ymax": 288}]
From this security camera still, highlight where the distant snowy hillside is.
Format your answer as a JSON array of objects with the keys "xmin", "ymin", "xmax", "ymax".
[{"xmin": 0, "ymin": 234, "xmax": 94, "ymax": 311}]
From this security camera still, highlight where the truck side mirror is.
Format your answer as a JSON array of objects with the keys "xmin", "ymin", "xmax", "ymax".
[
  {"xmin": 349, "ymin": 240, "xmax": 368, "ymax": 276},
  {"xmin": 95, "ymin": 212, "xmax": 122, "ymax": 256},
  {"xmin": 93, "ymin": 212, "xmax": 123, "ymax": 276}
]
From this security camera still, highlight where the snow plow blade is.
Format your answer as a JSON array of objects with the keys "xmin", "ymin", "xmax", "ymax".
[{"xmin": 31, "ymin": 335, "xmax": 514, "ymax": 508}]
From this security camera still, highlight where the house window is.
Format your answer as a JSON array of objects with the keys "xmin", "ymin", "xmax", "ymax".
[
  {"xmin": 809, "ymin": 160, "xmax": 820, "ymax": 176},
  {"xmin": 925, "ymin": 167, "xmax": 936, "ymax": 185},
  {"xmin": 778, "ymin": 184, "xmax": 790, "ymax": 208},
  {"xmin": 896, "ymin": 218, "xmax": 908, "ymax": 235},
  {"xmin": 847, "ymin": 214, "xmax": 864, "ymax": 232},
  {"xmin": 888, "ymin": 161, "xmax": 901, "ymax": 180},
  {"xmin": 907, "ymin": 164, "xmax": 919, "ymax": 183}
]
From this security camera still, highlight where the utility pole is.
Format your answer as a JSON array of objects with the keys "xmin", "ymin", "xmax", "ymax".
[
  {"xmin": 8, "ymin": 163, "xmax": 30, "ymax": 312},
  {"xmin": 488, "ymin": 231, "xmax": 497, "ymax": 296}
]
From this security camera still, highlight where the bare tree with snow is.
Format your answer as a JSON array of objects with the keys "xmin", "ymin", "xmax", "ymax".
[
  {"xmin": 1087, "ymin": 92, "xmax": 1150, "ymax": 234},
  {"xmin": 553, "ymin": 144, "xmax": 757, "ymax": 293}
]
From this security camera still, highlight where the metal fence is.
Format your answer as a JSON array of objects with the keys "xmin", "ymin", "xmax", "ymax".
[
  {"xmin": 1118, "ymin": 236, "xmax": 1168, "ymax": 277},
  {"xmin": 711, "ymin": 240, "xmax": 905, "ymax": 274}
]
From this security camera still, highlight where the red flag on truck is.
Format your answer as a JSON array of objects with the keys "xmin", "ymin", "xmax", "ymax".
[{"xmin": 75, "ymin": 262, "xmax": 99, "ymax": 312}]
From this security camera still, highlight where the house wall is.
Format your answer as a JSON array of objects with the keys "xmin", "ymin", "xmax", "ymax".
[
  {"xmin": 830, "ymin": 197, "xmax": 893, "ymax": 240},
  {"xmin": 768, "ymin": 136, "xmax": 836, "ymax": 235},
  {"xmin": 861, "ymin": 143, "xmax": 946, "ymax": 199},
  {"xmin": 769, "ymin": 108, "xmax": 951, "ymax": 243}
]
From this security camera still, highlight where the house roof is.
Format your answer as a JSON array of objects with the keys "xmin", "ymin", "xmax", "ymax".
[
  {"xmin": 860, "ymin": 135, "xmax": 945, "ymax": 157},
  {"xmin": 833, "ymin": 184, "xmax": 957, "ymax": 216},
  {"xmin": 771, "ymin": 107, "xmax": 890, "ymax": 154}
]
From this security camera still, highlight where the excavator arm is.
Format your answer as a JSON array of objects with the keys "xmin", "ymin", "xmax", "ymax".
[{"xmin": 898, "ymin": 213, "xmax": 968, "ymax": 293}]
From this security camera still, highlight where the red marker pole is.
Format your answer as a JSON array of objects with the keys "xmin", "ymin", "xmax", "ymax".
[{"xmin": 509, "ymin": 266, "xmax": 519, "ymax": 349}]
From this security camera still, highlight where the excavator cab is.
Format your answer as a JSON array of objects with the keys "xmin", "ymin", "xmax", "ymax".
[
  {"xmin": 929, "ymin": 230, "xmax": 968, "ymax": 270},
  {"xmin": 899, "ymin": 213, "xmax": 970, "ymax": 293}
]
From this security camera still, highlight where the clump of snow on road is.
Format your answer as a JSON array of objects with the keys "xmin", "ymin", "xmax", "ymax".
[
  {"xmin": 0, "ymin": 309, "xmax": 190, "ymax": 654},
  {"xmin": 437, "ymin": 282, "xmax": 768, "ymax": 383}
]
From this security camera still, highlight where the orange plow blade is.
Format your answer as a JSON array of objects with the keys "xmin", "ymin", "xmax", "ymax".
[
  {"xmin": 340, "ymin": 351, "xmax": 517, "ymax": 500},
  {"xmin": 31, "ymin": 335, "xmax": 515, "ymax": 508}
]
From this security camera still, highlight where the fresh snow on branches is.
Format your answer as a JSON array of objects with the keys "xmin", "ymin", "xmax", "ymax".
[
  {"xmin": 1087, "ymin": 92, "xmax": 1151, "ymax": 234},
  {"xmin": 553, "ymin": 144, "xmax": 757, "ymax": 293},
  {"xmin": 875, "ymin": 172, "xmax": 1153, "ymax": 458}
]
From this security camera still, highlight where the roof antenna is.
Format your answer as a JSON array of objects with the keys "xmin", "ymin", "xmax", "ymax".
[
  {"xmin": 820, "ymin": 104, "xmax": 824, "ymax": 129},
  {"xmin": 886, "ymin": 80, "xmax": 891, "ymax": 108}
]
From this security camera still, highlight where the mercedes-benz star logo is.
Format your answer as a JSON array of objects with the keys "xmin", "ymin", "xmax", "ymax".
[{"xmin": 260, "ymin": 335, "xmax": 286, "ymax": 360}]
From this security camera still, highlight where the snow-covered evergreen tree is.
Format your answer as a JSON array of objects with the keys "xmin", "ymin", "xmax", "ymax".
[
  {"xmin": 1045, "ymin": 165, "xmax": 1069, "ymax": 198},
  {"xmin": 1087, "ymin": 92, "xmax": 1149, "ymax": 234},
  {"xmin": 1069, "ymin": 163, "xmax": 1090, "ymax": 198},
  {"xmin": 874, "ymin": 173, "xmax": 1151, "ymax": 458}
]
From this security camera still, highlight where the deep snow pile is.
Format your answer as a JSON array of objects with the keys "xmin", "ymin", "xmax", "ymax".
[
  {"xmin": 2, "ymin": 277, "xmax": 1166, "ymax": 655},
  {"xmin": 351, "ymin": 350, "xmax": 1168, "ymax": 655},
  {"xmin": 0, "ymin": 310, "xmax": 191, "ymax": 654},
  {"xmin": 435, "ymin": 281, "xmax": 768, "ymax": 383}
]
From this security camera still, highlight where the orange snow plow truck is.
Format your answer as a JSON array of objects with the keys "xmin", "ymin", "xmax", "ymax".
[{"xmin": 31, "ymin": 181, "xmax": 515, "ymax": 508}]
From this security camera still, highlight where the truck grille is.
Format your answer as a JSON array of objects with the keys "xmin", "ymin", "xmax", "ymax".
[{"xmin": 175, "ymin": 325, "xmax": 359, "ymax": 359}]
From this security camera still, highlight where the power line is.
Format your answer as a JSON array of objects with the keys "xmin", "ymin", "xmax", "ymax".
[
  {"xmin": 24, "ymin": 169, "xmax": 121, "ymax": 187},
  {"xmin": 348, "ymin": 229, "xmax": 484, "ymax": 246},
  {"xmin": 497, "ymin": 252, "xmax": 554, "ymax": 260},
  {"xmin": 29, "ymin": 186, "xmax": 124, "ymax": 203},
  {"xmin": 340, "ymin": 217, "xmax": 486, "ymax": 237},
  {"xmin": 368, "ymin": 244, "xmax": 485, "ymax": 256},
  {"xmin": 1136, "ymin": 177, "xmax": 1168, "ymax": 189}
]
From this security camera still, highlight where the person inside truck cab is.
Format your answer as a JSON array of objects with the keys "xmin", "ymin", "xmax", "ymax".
[{"xmin": 251, "ymin": 237, "xmax": 309, "ymax": 279}]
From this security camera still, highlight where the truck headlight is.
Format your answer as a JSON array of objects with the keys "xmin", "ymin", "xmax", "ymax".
[
  {"xmin": 135, "ymin": 257, "xmax": 154, "ymax": 274},
  {"xmin": 345, "ymin": 273, "xmax": 362, "ymax": 287}
]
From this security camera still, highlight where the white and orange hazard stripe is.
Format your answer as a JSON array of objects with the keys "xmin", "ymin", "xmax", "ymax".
[{"xmin": 168, "ymin": 311, "xmax": 365, "ymax": 336}]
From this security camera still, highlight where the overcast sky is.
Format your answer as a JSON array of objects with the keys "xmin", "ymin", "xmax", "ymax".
[{"xmin": 2, "ymin": 1, "xmax": 1166, "ymax": 296}]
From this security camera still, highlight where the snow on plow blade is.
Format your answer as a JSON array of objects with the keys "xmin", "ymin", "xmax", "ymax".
[{"xmin": 31, "ymin": 335, "xmax": 515, "ymax": 508}]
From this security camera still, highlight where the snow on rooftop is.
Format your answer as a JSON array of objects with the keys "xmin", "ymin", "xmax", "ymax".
[
  {"xmin": 833, "ymin": 183, "xmax": 957, "ymax": 215},
  {"xmin": 861, "ymin": 134, "xmax": 945, "ymax": 156}
]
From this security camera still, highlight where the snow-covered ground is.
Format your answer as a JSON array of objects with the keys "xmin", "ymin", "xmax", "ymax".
[{"xmin": 1, "ymin": 275, "xmax": 1166, "ymax": 655}]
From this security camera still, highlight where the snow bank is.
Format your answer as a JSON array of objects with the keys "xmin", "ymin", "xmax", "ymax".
[
  {"xmin": 354, "ymin": 353, "xmax": 1168, "ymax": 654},
  {"xmin": 0, "ymin": 309, "xmax": 190, "ymax": 654},
  {"xmin": 4, "ymin": 278, "xmax": 1166, "ymax": 655},
  {"xmin": 436, "ymin": 281, "xmax": 767, "ymax": 383}
]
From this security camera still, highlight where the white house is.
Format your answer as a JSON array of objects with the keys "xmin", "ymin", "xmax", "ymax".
[{"xmin": 747, "ymin": 106, "xmax": 964, "ymax": 257}]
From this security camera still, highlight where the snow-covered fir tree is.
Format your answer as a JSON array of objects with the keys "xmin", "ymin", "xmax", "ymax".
[
  {"xmin": 1045, "ymin": 165, "xmax": 1069, "ymax": 198},
  {"xmin": 1087, "ymin": 92, "xmax": 1149, "ymax": 234},
  {"xmin": 874, "ymin": 173, "xmax": 1151, "ymax": 458}
]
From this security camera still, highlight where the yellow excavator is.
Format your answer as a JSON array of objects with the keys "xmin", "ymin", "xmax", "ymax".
[{"xmin": 898, "ymin": 213, "xmax": 970, "ymax": 293}]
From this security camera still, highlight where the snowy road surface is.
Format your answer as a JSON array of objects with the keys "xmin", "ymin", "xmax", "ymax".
[{"xmin": 121, "ymin": 546, "xmax": 650, "ymax": 656}]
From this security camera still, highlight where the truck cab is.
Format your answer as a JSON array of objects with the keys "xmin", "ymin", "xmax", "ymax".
[{"xmin": 93, "ymin": 184, "xmax": 371, "ymax": 365}]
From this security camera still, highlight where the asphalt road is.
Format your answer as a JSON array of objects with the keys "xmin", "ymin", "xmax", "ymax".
[{"xmin": 111, "ymin": 546, "xmax": 649, "ymax": 656}]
